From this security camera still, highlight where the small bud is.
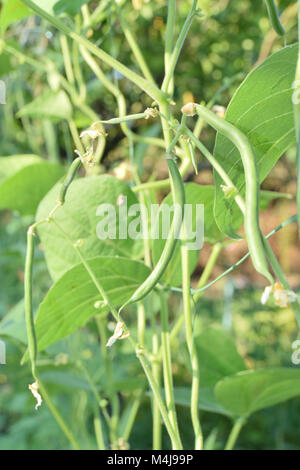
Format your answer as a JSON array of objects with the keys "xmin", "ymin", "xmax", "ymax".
[
  {"xmin": 94, "ymin": 300, "xmax": 106, "ymax": 309},
  {"xmin": 181, "ymin": 102, "xmax": 196, "ymax": 117},
  {"xmin": 220, "ymin": 184, "xmax": 238, "ymax": 199},
  {"xmin": 73, "ymin": 239, "xmax": 84, "ymax": 248}
]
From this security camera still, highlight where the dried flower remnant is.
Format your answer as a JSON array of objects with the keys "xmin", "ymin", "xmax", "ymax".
[
  {"xmin": 77, "ymin": 122, "xmax": 108, "ymax": 167},
  {"xmin": 74, "ymin": 149, "xmax": 95, "ymax": 168},
  {"xmin": 144, "ymin": 107, "xmax": 158, "ymax": 119},
  {"xmin": 261, "ymin": 285, "xmax": 273, "ymax": 304},
  {"xmin": 273, "ymin": 282, "xmax": 298, "ymax": 308},
  {"xmin": 112, "ymin": 161, "xmax": 132, "ymax": 181},
  {"xmin": 29, "ymin": 381, "xmax": 42, "ymax": 410},
  {"xmin": 80, "ymin": 122, "xmax": 107, "ymax": 140},
  {"xmin": 261, "ymin": 282, "xmax": 298, "ymax": 307},
  {"xmin": 181, "ymin": 102, "xmax": 196, "ymax": 116},
  {"xmin": 106, "ymin": 321, "xmax": 130, "ymax": 347},
  {"xmin": 212, "ymin": 105, "xmax": 226, "ymax": 119}
]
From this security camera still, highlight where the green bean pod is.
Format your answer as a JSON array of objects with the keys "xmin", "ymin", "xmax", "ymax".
[
  {"xmin": 194, "ymin": 104, "xmax": 274, "ymax": 286},
  {"xmin": 58, "ymin": 157, "xmax": 82, "ymax": 204},
  {"xmin": 120, "ymin": 157, "xmax": 185, "ymax": 310},
  {"xmin": 264, "ymin": 0, "xmax": 285, "ymax": 36},
  {"xmin": 25, "ymin": 229, "xmax": 38, "ymax": 379}
]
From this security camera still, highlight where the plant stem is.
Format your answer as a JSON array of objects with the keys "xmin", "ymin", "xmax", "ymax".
[
  {"xmin": 93, "ymin": 414, "xmax": 106, "ymax": 450},
  {"xmin": 68, "ymin": 120, "xmax": 85, "ymax": 154},
  {"xmin": 79, "ymin": 45, "xmax": 163, "ymax": 150},
  {"xmin": 138, "ymin": 303, "xmax": 146, "ymax": 348},
  {"xmin": 117, "ymin": 6, "xmax": 155, "ymax": 85},
  {"xmin": 224, "ymin": 417, "xmax": 245, "ymax": 450},
  {"xmin": 46, "ymin": 219, "xmax": 179, "ymax": 447},
  {"xmin": 136, "ymin": 350, "xmax": 183, "ymax": 450},
  {"xmin": 37, "ymin": 376, "xmax": 82, "ymax": 450},
  {"xmin": 162, "ymin": 0, "xmax": 198, "ymax": 93},
  {"xmin": 159, "ymin": 291, "xmax": 182, "ymax": 448},
  {"xmin": 21, "ymin": 0, "xmax": 167, "ymax": 103},
  {"xmin": 194, "ymin": 242, "xmax": 223, "ymax": 302},
  {"xmin": 78, "ymin": 362, "xmax": 107, "ymax": 449},
  {"xmin": 164, "ymin": 0, "xmax": 176, "ymax": 95},
  {"xmin": 121, "ymin": 389, "xmax": 144, "ymax": 443},
  {"xmin": 262, "ymin": 238, "xmax": 300, "ymax": 327},
  {"xmin": 132, "ymin": 157, "xmax": 191, "ymax": 193},
  {"xmin": 191, "ymin": 216, "xmax": 298, "ymax": 299},
  {"xmin": 96, "ymin": 319, "xmax": 121, "ymax": 446},
  {"xmin": 184, "ymin": 127, "xmax": 245, "ymax": 213},
  {"xmin": 60, "ymin": 35, "xmax": 75, "ymax": 85},
  {"xmin": 150, "ymin": 314, "xmax": 162, "ymax": 450},
  {"xmin": 181, "ymin": 225, "xmax": 203, "ymax": 450}
]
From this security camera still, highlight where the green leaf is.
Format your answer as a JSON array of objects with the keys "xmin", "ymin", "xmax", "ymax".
[
  {"xmin": 195, "ymin": 328, "xmax": 247, "ymax": 388},
  {"xmin": 0, "ymin": 299, "xmax": 27, "ymax": 344},
  {"xmin": 152, "ymin": 183, "xmax": 222, "ymax": 287},
  {"xmin": 214, "ymin": 44, "xmax": 297, "ymax": 237},
  {"xmin": 52, "ymin": 0, "xmax": 90, "ymax": 16},
  {"xmin": 0, "ymin": 0, "xmax": 32, "ymax": 35},
  {"xmin": 215, "ymin": 368, "xmax": 300, "ymax": 418},
  {"xmin": 36, "ymin": 175, "xmax": 140, "ymax": 281},
  {"xmin": 0, "ymin": 155, "xmax": 64, "ymax": 215},
  {"xmin": 30, "ymin": 256, "xmax": 150, "ymax": 353},
  {"xmin": 27, "ymin": 0, "xmax": 90, "ymax": 17},
  {"xmin": 17, "ymin": 90, "xmax": 72, "ymax": 122},
  {"xmin": 0, "ymin": 50, "xmax": 14, "ymax": 77},
  {"xmin": 173, "ymin": 387, "xmax": 232, "ymax": 417}
]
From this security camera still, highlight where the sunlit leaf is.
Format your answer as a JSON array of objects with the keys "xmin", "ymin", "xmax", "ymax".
[
  {"xmin": 36, "ymin": 175, "xmax": 140, "ymax": 280},
  {"xmin": 214, "ymin": 44, "xmax": 297, "ymax": 237},
  {"xmin": 215, "ymin": 368, "xmax": 300, "ymax": 418}
]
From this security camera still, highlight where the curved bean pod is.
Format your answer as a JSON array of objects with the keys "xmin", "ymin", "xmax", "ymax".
[
  {"xmin": 58, "ymin": 156, "xmax": 82, "ymax": 205},
  {"xmin": 264, "ymin": 0, "xmax": 285, "ymax": 36},
  {"xmin": 120, "ymin": 157, "xmax": 185, "ymax": 310},
  {"xmin": 194, "ymin": 104, "xmax": 274, "ymax": 286}
]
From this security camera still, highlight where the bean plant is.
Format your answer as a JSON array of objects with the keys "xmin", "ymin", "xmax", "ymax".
[{"xmin": 1, "ymin": 0, "xmax": 300, "ymax": 451}]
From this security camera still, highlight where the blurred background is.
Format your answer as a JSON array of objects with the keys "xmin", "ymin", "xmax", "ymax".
[{"xmin": 0, "ymin": 0, "xmax": 300, "ymax": 449}]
